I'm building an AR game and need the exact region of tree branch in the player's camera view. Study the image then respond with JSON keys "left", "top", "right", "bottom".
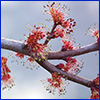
{"left": 1, "top": 37, "right": 99, "bottom": 90}
{"left": 1, "top": 37, "right": 29, "bottom": 55}
{"left": 37, "top": 60, "right": 94, "bottom": 88}
{"left": 47, "top": 42, "right": 99, "bottom": 60}
{"left": 43, "top": 24, "right": 57, "bottom": 45}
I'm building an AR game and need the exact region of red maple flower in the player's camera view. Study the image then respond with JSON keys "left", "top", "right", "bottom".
{"left": 1, "top": 74, "right": 11, "bottom": 81}
{"left": 15, "top": 53, "right": 24, "bottom": 59}
{"left": 65, "top": 57, "right": 77, "bottom": 64}
{"left": 90, "top": 75, "right": 99, "bottom": 99}
{"left": 1, "top": 57, "right": 10, "bottom": 75}
{"left": 26, "top": 25, "right": 46, "bottom": 57}
{"left": 88, "top": 24, "right": 99, "bottom": 42}
{"left": 47, "top": 73, "right": 62, "bottom": 88}
{"left": 56, "top": 63, "right": 64, "bottom": 69}
{"left": 42, "top": 72, "right": 67, "bottom": 95}
{"left": 52, "top": 28, "right": 64, "bottom": 38}
{"left": 1, "top": 57, "right": 14, "bottom": 89}
{"left": 1, "top": 57, "right": 7, "bottom": 66}
{"left": 94, "top": 30, "right": 99, "bottom": 42}
{"left": 61, "top": 40, "right": 73, "bottom": 51}
{"left": 56, "top": 57, "right": 82, "bottom": 75}
{"left": 43, "top": 2, "right": 65, "bottom": 25}
{"left": 61, "top": 18, "right": 76, "bottom": 32}
{"left": 50, "top": 7, "right": 65, "bottom": 25}
{"left": 90, "top": 88, "right": 99, "bottom": 99}
{"left": 43, "top": 2, "right": 76, "bottom": 34}
{"left": 27, "top": 57, "right": 34, "bottom": 62}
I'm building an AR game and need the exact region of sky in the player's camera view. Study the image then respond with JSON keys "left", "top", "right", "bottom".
{"left": 1, "top": 1, "right": 99, "bottom": 99}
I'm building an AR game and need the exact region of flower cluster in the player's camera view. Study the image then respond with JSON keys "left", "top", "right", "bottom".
{"left": 25, "top": 25, "right": 46, "bottom": 59}
{"left": 43, "top": 2, "right": 76, "bottom": 36}
{"left": 52, "top": 28, "right": 64, "bottom": 38}
{"left": 90, "top": 75, "right": 99, "bottom": 99}
{"left": 41, "top": 57, "right": 82, "bottom": 95}
{"left": 15, "top": 53, "right": 24, "bottom": 59}
{"left": 1, "top": 57, "right": 14, "bottom": 90}
{"left": 61, "top": 40, "right": 73, "bottom": 51}
{"left": 88, "top": 24, "right": 99, "bottom": 42}
{"left": 94, "top": 30, "right": 99, "bottom": 42}
{"left": 43, "top": 2, "right": 76, "bottom": 26}
{"left": 56, "top": 57, "right": 82, "bottom": 75}
{"left": 26, "top": 57, "right": 39, "bottom": 70}
{"left": 14, "top": 52, "right": 38, "bottom": 69}
{"left": 41, "top": 72, "right": 67, "bottom": 95}
{"left": 27, "top": 57, "right": 34, "bottom": 62}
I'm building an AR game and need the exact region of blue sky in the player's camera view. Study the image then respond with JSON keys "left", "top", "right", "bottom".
{"left": 1, "top": 1, "right": 99, "bottom": 99}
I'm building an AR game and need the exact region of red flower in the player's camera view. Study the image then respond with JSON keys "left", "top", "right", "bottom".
{"left": 1, "top": 57, "right": 7, "bottom": 66}
{"left": 61, "top": 40, "right": 73, "bottom": 51}
{"left": 43, "top": 2, "right": 68, "bottom": 25}
{"left": 15, "top": 53, "right": 24, "bottom": 59}
{"left": 27, "top": 57, "right": 34, "bottom": 62}
{"left": 65, "top": 57, "right": 72, "bottom": 62}
{"left": 43, "top": 2, "right": 76, "bottom": 34}
{"left": 61, "top": 21, "right": 69, "bottom": 28}
{"left": 42, "top": 72, "right": 67, "bottom": 95}
{"left": 50, "top": 7, "right": 65, "bottom": 24}
{"left": 52, "top": 28, "right": 64, "bottom": 38}
{"left": 1, "top": 57, "right": 14, "bottom": 89}
{"left": 56, "top": 63, "right": 64, "bottom": 69}
{"left": 1, "top": 74, "right": 11, "bottom": 81}
{"left": 65, "top": 62, "right": 71, "bottom": 71}
{"left": 90, "top": 75, "right": 99, "bottom": 99}
{"left": 55, "top": 57, "right": 82, "bottom": 75}
{"left": 93, "top": 76, "right": 99, "bottom": 86}
{"left": 88, "top": 25, "right": 99, "bottom": 42}
{"left": 1, "top": 57, "right": 11, "bottom": 75}
{"left": 94, "top": 30, "right": 99, "bottom": 42}
{"left": 26, "top": 25, "right": 46, "bottom": 56}
{"left": 47, "top": 78, "right": 52, "bottom": 82}
{"left": 47, "top": 72, "right": 63, "bottom": 88}
{"left": 90, "top": 90, "right": 99, "bottom": 99}
{"left": 61, "top": 18, "right": 76, "bottom": 30}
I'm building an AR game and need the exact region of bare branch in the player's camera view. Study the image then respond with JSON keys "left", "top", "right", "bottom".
{"left": 47, "top": 42, "right": 99, "bottom": 60}
{"left": 1, "top": 37, "right": 29, "bottom": 55}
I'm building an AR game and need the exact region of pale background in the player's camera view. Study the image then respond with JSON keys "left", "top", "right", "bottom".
{"left": 1, "top": 1, "right": 99, "bottom": 99}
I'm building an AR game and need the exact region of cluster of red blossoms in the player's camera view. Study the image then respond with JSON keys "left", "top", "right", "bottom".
{"left": 43, "top": 2, "right": 76, "bottom": 40}
{"left": 41, "top": 2, "right": 83, "bottom": 95}
{"left": 56, "top": 57, "right": 82, "bottom": 75}
{"left": 43, "top": 2, "right": 76, "bottom": 28}
{"left": 15, "top": 53, "right": 24, "bottom": 59}
{"left": 90, "top": 75, "right": 99, "bottom": 99}
{"left": 52, "top": 28, "right": 64, "bottom": 38}
{"left": 43, "top": 2, "right": 76, "bottom": 37}
{"left": 93, "top": 30, "right": 99, "bottom": 42}
{"left": 61, "top": 40, "right": 73, "bottom": 51}
{"left": 41, "top": 72, "right": 67, "bottom": 95}
{"left": 27, "top": 57, "right": 34, "bottom": 62}
{"left": 88, "top": 24, "right": 99, "bottom": 42}
{"left": 15, "top": 53, "right": 37, "bottom": 69}
{"left": 42, "top": 57, "right": 82, "bottom": 95}
{"left": 2, "top": 2, "right": 99, "bottom": 99}
{"left": 1, "top": 57, "right": 14, "bottom": 89}
{"left": 43, "top": 2, "right": 76, "bottom": 52}
{"left": 25, "top": 25, "right": 46, "bottom": 58}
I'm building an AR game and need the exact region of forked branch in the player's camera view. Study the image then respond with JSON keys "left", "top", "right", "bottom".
{"left": 1, "top": 37, "right": 99, "bottom": 89}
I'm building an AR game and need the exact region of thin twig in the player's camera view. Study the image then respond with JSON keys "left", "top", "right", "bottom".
{"left": 43, "top": 24, "right": 57, "bottom": 45}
